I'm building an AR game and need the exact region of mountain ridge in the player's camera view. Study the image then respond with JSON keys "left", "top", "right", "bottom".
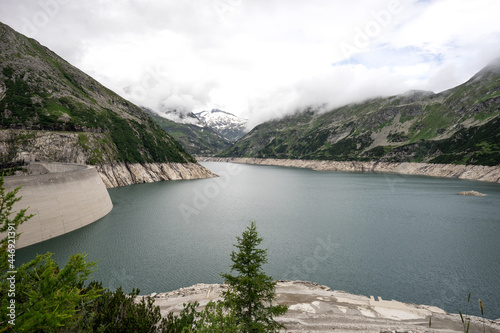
{"left": 0, "top": 21, "right": 193, "bottom": 164}
{"left": 222, "top": 58, "right": 500, "bottom": 166}
{"left": 0, "top": 21, "right": 216, "bottom": 186}
{"left": 142, "top": 107, "right": 231, "bottom": 156}
{"left": 195, "top": 109, "right": 248, "bottom": 142}
{"left": 154, "top": 107, "right": 248, "bottom": 143}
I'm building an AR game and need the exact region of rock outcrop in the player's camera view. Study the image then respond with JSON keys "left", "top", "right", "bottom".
{"left": 457, "top": 190, "right": 487, "bottom": 196}
{"left": 0, "top": 129, "right": 118, "bottom": 165}
{"left": 203, "top": 157, "right": 500, "bottom": 184}
{"left": 97, "top": 162, "right": 218, "bottom": 188}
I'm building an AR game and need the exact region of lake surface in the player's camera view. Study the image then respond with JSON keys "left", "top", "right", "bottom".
{"left": 17, "top": 162, "right": 500, "bottom": 319}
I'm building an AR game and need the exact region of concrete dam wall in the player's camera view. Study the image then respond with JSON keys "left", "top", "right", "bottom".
{"left": 2, "top": 162, "right": 113, "bottom": 248}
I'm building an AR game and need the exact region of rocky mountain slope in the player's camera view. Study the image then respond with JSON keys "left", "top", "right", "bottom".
{"left": 143, "top": 107, "right": 231, "bottom": 156}
{"left": 155, "top": 108, "right": 248, "bottom": 143}
{"left": 195, "top": 109, "right": 248, "bottom": 142}
{"left": 222, "top": 59, "right": 500, "bottom": 166}
{"left": 0, "top": 22, "right": 216, "bottom": 185}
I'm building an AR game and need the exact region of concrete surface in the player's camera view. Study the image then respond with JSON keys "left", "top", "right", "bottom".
{"left": 140, "top": 281, "right": 500, "bottom": 333}
{"left": 1, "top": 162, "right": 113, "bottom": 248}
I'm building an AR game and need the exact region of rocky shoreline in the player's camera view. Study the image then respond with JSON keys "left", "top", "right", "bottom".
{"left": 139, "top": 281, "right": 500, "bottom": 333}
{"left": 97, "top": 162, "right": 218, "bottom": 188}
{"left": 201, "top": 157, "right": 500, "bottom": 184}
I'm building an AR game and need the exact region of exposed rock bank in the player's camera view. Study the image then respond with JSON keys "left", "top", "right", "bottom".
{"left": 97, "top": 162, "right": 218, "bottom": 188}
{"left": 140, "top": 281, "right": 500, "bottom": 333}
{"left": 457, "top": 190, "right": 487, "bottom": 196}
{"left": 202, "top": 157, "right": 500, "bottom": 184}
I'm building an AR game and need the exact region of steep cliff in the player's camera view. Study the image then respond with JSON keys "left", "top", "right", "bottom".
{"left": 0, "top": 22, "right": 215, "bottom": 184}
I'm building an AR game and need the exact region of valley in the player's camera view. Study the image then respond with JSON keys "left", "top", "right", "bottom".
{"left": 1, "top": 17, "right": 499, "bottom": 331}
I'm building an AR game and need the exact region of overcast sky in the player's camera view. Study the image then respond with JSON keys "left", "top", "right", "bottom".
{"left": 1, "top": 0, "right": 500, "bottom": 126}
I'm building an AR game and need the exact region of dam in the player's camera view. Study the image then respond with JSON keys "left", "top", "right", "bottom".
{"left": 2, "top": 162, "right": 113, "bottom": 248}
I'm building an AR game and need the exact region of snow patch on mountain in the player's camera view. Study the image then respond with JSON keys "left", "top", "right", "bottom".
{"left": 151, "top": 106, "right": 248, "bottom": 142}
{"left": 195, "top": 109, "right": 248, "bottom": 142}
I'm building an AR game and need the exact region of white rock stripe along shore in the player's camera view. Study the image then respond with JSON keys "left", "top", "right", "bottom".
{"left": 202, "top": 157, "right": 500, "bottom": 184}
{"left": 97, "top": 162, "right": 218, "bottom": 188}
{"left": 140, "top": 281, "right": 500, "bottom": 333}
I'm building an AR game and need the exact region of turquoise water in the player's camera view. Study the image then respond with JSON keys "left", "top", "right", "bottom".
{"left": 17, "top": 162, "right": 500, "bottom": 319}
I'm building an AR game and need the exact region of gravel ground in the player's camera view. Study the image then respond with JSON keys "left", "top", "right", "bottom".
{"left": 138, "top": 281, "right": 500, "bottom": 333}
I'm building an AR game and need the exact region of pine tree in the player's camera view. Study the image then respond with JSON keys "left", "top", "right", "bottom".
{"left": 221, "top": 222, "right": 288, "bottom": 333}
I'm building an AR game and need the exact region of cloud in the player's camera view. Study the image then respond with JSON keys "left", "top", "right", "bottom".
{"left": 1, "top": 0, "right": 499, "bottom": 127}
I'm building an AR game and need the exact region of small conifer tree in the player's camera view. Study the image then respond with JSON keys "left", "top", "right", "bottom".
{"left": 221, "top": 222, "right": 288, "bottom": 333}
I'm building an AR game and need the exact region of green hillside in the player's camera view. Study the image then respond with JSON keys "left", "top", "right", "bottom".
{"left": 0, "top": 22, "right": 194, "bottom": 165}
{"left": 142, "top": 108, "right": 231, "bottom": 156}
{"left": 222, "top": 60, "right": 500, "bottom": 166}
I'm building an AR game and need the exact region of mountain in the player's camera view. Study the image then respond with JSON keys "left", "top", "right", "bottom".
{"left": 0, "top": 22, "right": 215, "bottom": 186}
{"left": 195, "top": 109, "right": 248, "bottom": 142}
{"left": 154, "top": 108, "right": 248, "bottom": 143}
{"left": 222, "top": 59, "right": 500, "bottom": 166}
{"left": 142, "top": 107, "right": 231, "bottom": 156}
{"left": 155, "top": 107, "right": 202, "bottom": 125}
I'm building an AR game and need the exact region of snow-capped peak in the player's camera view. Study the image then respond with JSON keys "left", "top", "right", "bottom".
{"left": 195, "top": 109, "right": 248, "bottom": 142}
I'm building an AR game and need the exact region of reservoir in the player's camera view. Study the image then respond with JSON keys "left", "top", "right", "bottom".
{"left": 17, "top": 162, "right": 500, "bottom": 319}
